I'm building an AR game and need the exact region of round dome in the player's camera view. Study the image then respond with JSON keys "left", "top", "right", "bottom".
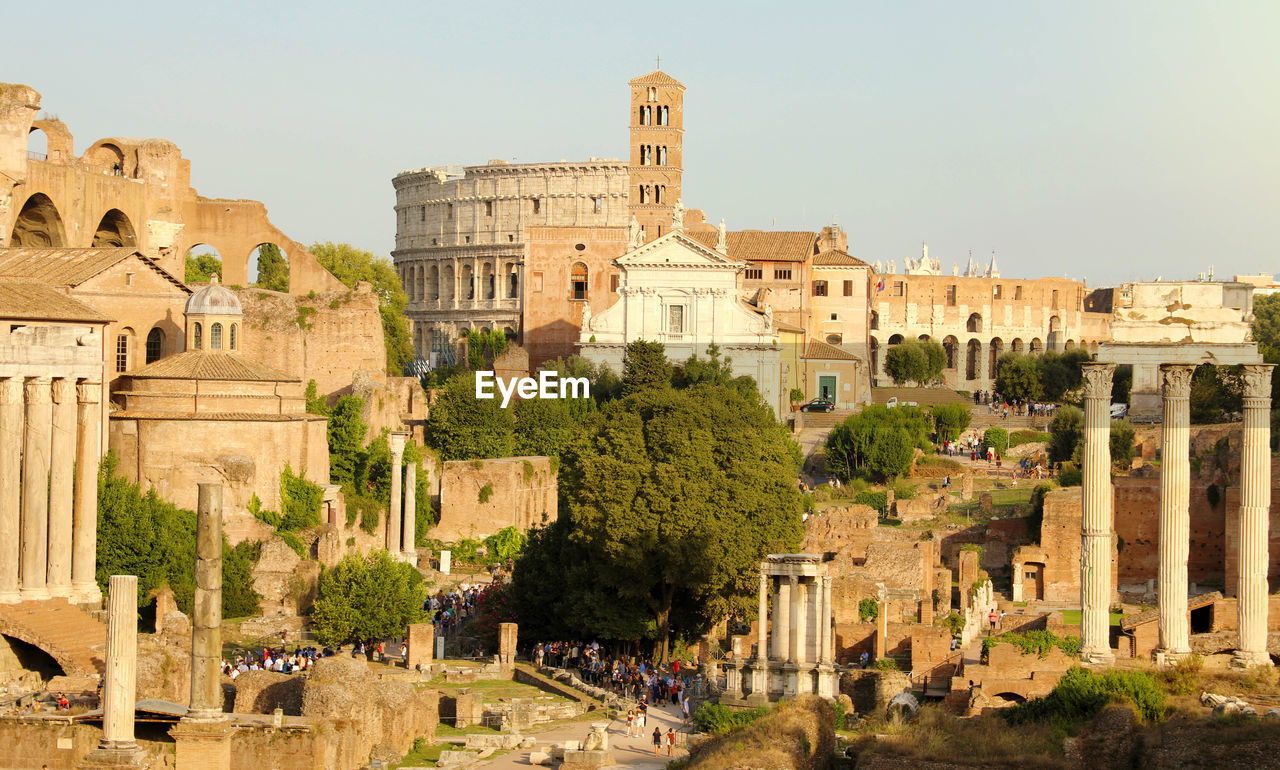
{"left": 185, "top": 275, "right": 242, "bottom": 316}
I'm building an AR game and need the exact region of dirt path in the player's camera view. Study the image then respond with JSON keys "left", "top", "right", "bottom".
{"left": 478, "top": 700, "right": 692, "bottom": 769}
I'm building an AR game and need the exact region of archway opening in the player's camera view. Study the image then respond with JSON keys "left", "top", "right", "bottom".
{"left": 1029, "top": 338, "right": 1044, "bottom": 355}
{"left": 967, "top": 313, "right": 982, "bottom": 334}
{"left": 248, "top": 243, "right": 289, "bottom": 292}
{"left": 9, "top": 193, "right": 66, "bottom": 247}
{"left": 185, "top": 245, "right": 223, "bottom": 283}
{"left": 966, "top": 340, "right": 981, "bottom": 381}
{"left": 85, "top": 142, "right": 126, "bottom": 176}
{"left": 989, "top": 338, "right": 1004, "bottom": 378}
{"left": 92, "top": 209, "right": 138, "bottom": 248}
{"left": 1011, "top": 338, "right": 1024, "bottom": 354}
{"left": 887, "top": 334, "right": 904, "bottom": 346}
{"left": 1, "top": 634, "right": 65, "bottom": 687}
{"left": 27, "top": 127, "right": 48, "bottom": 161}
{"left": 145, "top": 327, "right": 165, "bottom": 364}
{"left": 870, "top": 337, "right": 880, "bottom": 376}
{"left": 943, "top": 336, "right": 959, "bottom": 370}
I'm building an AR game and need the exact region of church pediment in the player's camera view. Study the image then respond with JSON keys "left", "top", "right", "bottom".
{"left": 616, "top": 231, "right": 744, "bottom": 270}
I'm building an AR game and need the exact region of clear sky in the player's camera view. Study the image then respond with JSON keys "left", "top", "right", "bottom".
{"left": 7, "top": 1, "right": 1277, "bottom": 285}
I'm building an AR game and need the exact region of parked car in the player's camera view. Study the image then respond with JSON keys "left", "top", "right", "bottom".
{"left": 800, "top": 398, "right": 836, "bottom": 413}
{"left": 886, "top": 397, "right": 919, "bottom": 409}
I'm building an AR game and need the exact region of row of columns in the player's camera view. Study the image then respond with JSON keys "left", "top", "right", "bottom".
{"left": 387, "top": 432, "right": 418, "bottom": 565}
{"left": 760, "top": 572, "right": 834, "bottom": 665}
{"left": 403, "top": 256, "right": 522, "bottom": 307}
{"left": 1080, "top": 362, "right": 1273, "bottom": 667}
{"left": 0, "top": 376, "right": 101, "bottom": 604}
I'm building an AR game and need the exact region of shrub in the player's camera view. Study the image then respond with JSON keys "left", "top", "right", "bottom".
{"left": 1049, "top": 405, "right": 1084, "bottom": 463}
{"left": 277, "top": 531, "right": 307, "bottom": 558}
{"left": 937, "top": 610, "right": 963, "bottom": 636}
{"left": 981, "top": 630, "right": 1079, "bottom": 661}
{"left": 1059, "top": 463, "right": 1082, "bottom": 487}
{"left": 1009, "top": 429, "right": 1051, "bottom": 447}
{"left": 1000, "top": 666, "right": 1167, "bottom": 727}
{"left": 691, "top": 703, "right": 771, "bottom": 736}
{"left": 280, "top": 466, "right": 323, "bottom": 531}
{"left": 891, "top": 478, "right": 917, "bottom": 500}
{"left": 789, "top": 388, "right": 805, "bottom": 405}
{"left": 982, "top": 427, "right": 1009, "bottom": 455}
{"left": 478, "top": 482, "right": 494, "bottom": 504}
{"left": 483, "top": 526, "right": 526, "bottom": 562}
{"left": 1157, "top": 654, "right": 1203, "bottom": 696}
{"left": 854, "top": 490, "right": 888, "bottom": 515}
{"left": 310, "top": 551, "right": 427, "bottom": 647}
{"left": 874, "top": 657, "right": 899, "bottom": 671}
{"left": 1110, "top": 419, "right": 1136, "bottom": 467}
{"left": 858, "top": 598, "right": 879, "bottom": 623}
{"left": 931, "top": 403, "right": 972, "bottom": 442}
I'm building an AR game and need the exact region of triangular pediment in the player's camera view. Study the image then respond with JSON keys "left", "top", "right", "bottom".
{"left": 616, "top": 230, "right": 744, "bottom": 269}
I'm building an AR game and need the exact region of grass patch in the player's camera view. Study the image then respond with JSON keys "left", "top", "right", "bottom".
{"left": 982, "top": 630, "right": 1080, "bottom": 662}
{"left": 847, "top": 705, "right": 1067, "bottom": 767}
{"left": 1010, "top": 429, "right": 1052, "bottom": 447}
{"left": 1058, "top": 609, "right": 1123, "bottom": 627}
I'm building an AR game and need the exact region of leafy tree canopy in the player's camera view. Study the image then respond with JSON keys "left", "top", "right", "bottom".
{"left": 253, "top": 244, "right": 290, "bottom": 292}
{"left": 621, "top": 340, "right": 673, "bottom": 396}
{"left": 883, "top": 341, "right": 945, "bottom": 386}
{"left": 423, "top": 370, "right": 517, "bottom": 461}
{"left": 826, "top": 404, "right": 932, "bottom": 481}
{"left": 309, "top": 242, "right": 414, "bottom": 375}
{"left": 310, "top": 551, "right": 426, "bottom": 646}
{"left": 931, "top": 403, "right": 972, "bottom": 443}
{"left": 184, "top": 253, "right": 222, "bottom": 283}
{"left": 995, "top": 353, "right": 1044, "bottom": 402}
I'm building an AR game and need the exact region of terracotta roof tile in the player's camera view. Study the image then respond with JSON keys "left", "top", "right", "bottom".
{"left": 0, "top": 248, "right": 191, "bottom": 294}
{"left": 812, "top": 249, "right": 869, "bottom": 267}
{"left": 686, "top": 230, "right": 818, "bottom": 263}
{"left": 0, "top": 279, "right": 112, "bottom": 323}
{"left": 126, "top": 351, "right": 298, "bottom": 382}
{"left": 628, "top": 70, "right": 684, "bottom": 87}
{"left": 803, "top": 340, "right": 859, "bottom": 361}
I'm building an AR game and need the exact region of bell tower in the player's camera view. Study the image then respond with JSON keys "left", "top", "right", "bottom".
{"left": 627, "top": 70, "right": 684, "bottom": 243}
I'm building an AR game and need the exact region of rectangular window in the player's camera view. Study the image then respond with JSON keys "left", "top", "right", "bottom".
{"left": 994, "top": 284, "right": 1003, "bottom": 299}
{"left": 668, "top": 305, "right": 685, "bottom": 334}
{"left": 1052, "top": 289, "right": 1059, "bottom": 308}
{"left": 1015, "top": 285, "right": 1023, "bottom": 300}
{"left": 843, "top": 280, "right": 853, "bottom": 297}
{"left": 533, "top": 272, "right": 544, "bottom": 292}
{"left": 610, "top": 274, "right": 619, "bottom": 293}
{"left": 893, "top": 281, "right": 904, "bottom": 297}
{"left": 447, "top": 203, "right": 453, "bottom": 220}
{"left": 946, "top": 285, "right": 957, "bottom": 306}
{"left": 774, "top": 267, "right": 792, "bottom": 280}
{"left": 532, "top": 198, "right": 541, "bottom": 214}
{"left": 830, "top": 313, "right": 838, "bottom": 320}
{"left": 115, "top": 334, "right": 128, "bottom": 373}
{"left": 745, "top": 264, "right": 763, "bottom": 280}
{"left": 420, "top": 207, "right": 426, "bottom": 222}
{"left": 592, "top": 197, "right": 602, "bottom": 214}
{"left": 813, "top": 280, "right": 828, "bottom": 297}
{"left": 485, "top": 201, "right": 493, "bottom": 217}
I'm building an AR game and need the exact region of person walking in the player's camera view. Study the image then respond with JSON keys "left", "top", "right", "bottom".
{"left": 667, "top": 728, "right": 677, "bottom": 757}
{"left": 653, "top": 727, "right": 662, "bottom": 755}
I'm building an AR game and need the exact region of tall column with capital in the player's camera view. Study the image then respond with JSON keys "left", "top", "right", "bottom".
{"left": 1157, "top": 364, "right": 1195, "bottom": 660}
{"left": 47, "top": 378, "right": 76, "bottom": 597}
{"left": 1234, "top": 364, "right": 1274, "bottom": 667}
{"left": 752, "top": 570, "right": 769, "bottom": 695}
{"left": 402, "top": 459, "right": 417, "bottom": 564}
{"left": 21, "top": 377, "right": 52, "bottom": 599}
{"left": 0, "top": 377, "right": 22, "bottom": 602}
{"left": 1080, "top": 363, "right": 1116, "bottom": 664}
{"left": 776, "top": 575, "right": 791, "bottom": 663}
{"left": 787, "top": 575, "right": 800, "bottom": 664}
{"left": 388, "top": 432, "right": 406, "bottom": 558}
{"left": 73, "top": 381, "right": 103, "bottom": 603}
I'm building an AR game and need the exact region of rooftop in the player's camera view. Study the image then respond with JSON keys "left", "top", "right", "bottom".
{"left": 0, "top": 279, "right": 112, "bottom": 323}
{"left": 125, "top": 351, "right": 297, "bottom": 382}
{"left": 0, "top": 248, "right": 190, "bottom": 293}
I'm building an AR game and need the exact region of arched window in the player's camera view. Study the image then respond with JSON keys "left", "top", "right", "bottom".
{"left": 193, "top": 322, "right": 203, "bottom": 350}
{"left": 571, "top": 263, "right": 588, "bottom": 301}
{"left": 145, "top": 328, "right": 164, "bottom": 364}
{"left": 230, "top": 324, "right": 238, "bottom": 351}
{"left": 659, "top": 146, "right": 667, "bottom": 165}
{"left": 211, "top": 322, "right": 223, "bottom": 350}
{"left": 654, "top": 186, "right": 662, "bottom": 204}
{"left": 661, "top": 106, "right": 669, "bottom": 124}
{"left": 639, "top": 186, "right": 649, "bottom": 204}
{"left": 870, "top": 310, "right": 879, "bottom": 330}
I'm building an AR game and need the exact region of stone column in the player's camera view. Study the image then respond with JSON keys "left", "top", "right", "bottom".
{"left": 402, "top": 460, "right": 417, "bottom": 562}
{"left": 812, "top": 576, "right": 824, "bottom": 664}
{"left": 84, "top": 575, "right": 145, "bottom": 767}
{"left": 20, "top": 377, "right": 52, "bottom": 600}
{"left": 1157, "top": 364, "right": 1195, "bottom": 661}
{"left": 1233, "top": 364, "right": 1274, "bottom": 668}
{"left": 1080, "top": 363, "right": 1116, "bottom": 664}
{"left": 756, "top": 570, "right": 768, "bottom": 663}
{"left": 820, "top": 575, "right": 833, "bottom": 664}
{"left": 776, "top": 575, "right": 792, "bottom": 663}
{"left": 388, "top": 432, "right": 406, "bottom": 558}
{"left": 188, "top": 483, "right": 224, "bottom": 720}
{"left": 795, "top": 578, "right": 809, "bottom": 664}
{"left": 47, "top": 378, "right": 76, "bottom": 598}
{"left": 73, "top": 381, "right": 103, "bottom": 603}
{"left": 770, "top": 576, "right": 782, "bottom": 659}
{"left": 787, "top": 575, "right": 800, "bottom": 664}
{"left": 0, "top": 377, "right": 22, "bottom": 602}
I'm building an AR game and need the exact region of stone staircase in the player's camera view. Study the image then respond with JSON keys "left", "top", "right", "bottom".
{"left": 0, "top": 597, "right": 107, "bottom": 679}
{"left": 796, "top": 409, "right": 854, "bottom": 430}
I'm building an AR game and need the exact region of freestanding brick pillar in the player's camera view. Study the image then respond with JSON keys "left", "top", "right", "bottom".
{"left": 499, "top": 622, "right": 518, "bottom": 670}
{"left": 407, "top": 622, "right": 434, "bottom": 669}
{"left": 402, "top": 460, "right": 417, "bottom": 564}
{"left": 1156, "top": 364, "right": 1195, "bottom": 662}
{"left": 81, "top": 575, "right": 146, "bottom": 768}
{"left": 171, "top": 483, "right": 234, "bottom": 770}
{"left": 388, "top": 432, "right": 406, "bottom": 559}
{"left": 1080, "top": 363, "right": 1116, "bottom": 664}
{"left": 1233, "top": 364, "right": 1274, "bottom": 668}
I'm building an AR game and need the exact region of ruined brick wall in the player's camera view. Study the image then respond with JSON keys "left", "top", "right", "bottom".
{"left": 432, "top": 456, "right": 557, "bottom": 542}
{"left": 1222, "top": 456, "right": 1280, "bottom": 595}
{"left": 1115, "top": 476, "right": 1227, "bottom": 588}
{"left": 0, "top": 718, "right": 164, "bottom": 770}
{"left": 801, "top": 504, "right": 878, "bottom": 560}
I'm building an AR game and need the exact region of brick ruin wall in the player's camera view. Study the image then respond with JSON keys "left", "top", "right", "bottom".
{"left": 432, "top": 456, "right": 558, "bottom": 542}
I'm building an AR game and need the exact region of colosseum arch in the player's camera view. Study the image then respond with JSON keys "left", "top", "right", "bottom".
{"left": 1011, "top": 338, "right": 1024, "bottom": 354}
{"left": 184, "top": 244, "right": 223, "bottom": 283}
{"left": 967, "top": 313, "right": 982, "bottom": 334}
{"left": 9, "top": 193, "right": 67, "bottom": 247}
{"left": 481, "top": 261, "right": 496, "bottom": 300}
{"left": 461, "top": 264, "right": 475, "bottom": 300}
{"left": 1047, "top": 315, "right": 1062, "bottom": 350}
{"left": 989, "top": 337, "right": 1004, "bottom": 376}
{"left": 427, "top": 264, "right": 440, "bottom": 301}
{"left": 92, "top": 208, "right": 138, "bottom": 248}
{"left": 917, "top": 334, "right": 931, "bottom": 342}
{"left": 966, "top": 339, "right": 982, "bottom": 380}
{"left": 507, "top": 264, "right": 519, "bottom": 299}
{"left": 1029, "top": 337, "right": 1044, "bottom": 355}
{"left": 887, "top": 334, "right": 904, "bottom": 346}
{"left": 248, "top": 243, "right": 290, "bottom": 292}
{"left": 942, "top": 336, "right": 959, "bottom": 370}
{"left": 441, "top": 264, "right": 455, "bottom": 302}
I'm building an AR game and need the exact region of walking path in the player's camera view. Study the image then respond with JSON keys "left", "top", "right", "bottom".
{"left": 479, "top": 700, "right": 691, "bottom": 769}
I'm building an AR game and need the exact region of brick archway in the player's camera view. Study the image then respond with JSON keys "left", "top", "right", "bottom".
{"left": 0, "top": 600, "right": 106, "bottom": 678}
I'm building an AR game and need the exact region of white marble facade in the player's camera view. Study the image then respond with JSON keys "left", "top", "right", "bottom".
{"left": 578, "top": 231, "right": 783, "bottom": 414}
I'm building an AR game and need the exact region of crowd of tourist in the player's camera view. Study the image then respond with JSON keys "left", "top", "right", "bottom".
{"left": 531, "top": 640, "right": 703, "bottom": 710}
{"left": 429, "top": 583, "right": 487, "bottom": 636}
{"left": 221, "top": 644, "right": 333, "bottom": 679}
{"left": 973, "top": 390, "right": 1060, "bottom": 419}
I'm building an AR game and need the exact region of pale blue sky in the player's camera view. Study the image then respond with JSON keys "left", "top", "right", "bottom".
{"left": 7, "top": 1, "right": 1277, "bottom": 285}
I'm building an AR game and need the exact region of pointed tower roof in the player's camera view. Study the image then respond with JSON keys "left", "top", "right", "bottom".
{"left": 629, "top": 70, "right": 685, "bottom": 88}
{"left": 987, "top": 251, "right": 1001, "bottom": 278}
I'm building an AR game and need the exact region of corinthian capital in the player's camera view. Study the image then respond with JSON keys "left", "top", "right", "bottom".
{"left": 1159, "top": 364, "right": 1195, "bottom": 399}
{"left": 1080, "top": 363, "right": 1115, "bottom": 399}
{"left": 1241, "top": 363, "right": 1274, "bottom": 400}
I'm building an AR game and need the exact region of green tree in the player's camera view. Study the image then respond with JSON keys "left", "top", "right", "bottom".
{"left": 513, "top": 395, "right": 591, "bottom": 461}
{"left": 327, "top": 394, "right": 368, "bottom": 487}
{"left": 825, "top": 405, "right": 933, "bottom": 481}
{"left": 1109, "top": 419, "right": 1136, "bottom": 467}
{"left": 1049, "top": 405, "right": 1084, "bottom": 463}
{"left": 310, "top": 551, "right": 426, "bottom": 647}
{"left": 1253, "top": 293, "right": 1280, "bottom": 352}
{"left": 883, "top": 342, "right": 925, "bottom": 385}
{"left": 184, "top": 253, "right": 222, "bottom": 283}
{"left": 983, "top": 427, "right": 1009, "bottom": 455}
{"left": 514, "top": 382, "right": 803, "bottom": 661}
{"left": 253, "top": 244, "right": 290, "bottom": 292}
{"left": 995, "top": 353, "right": 1044, "bottom": 402}
{"left": 423, "top": 370, "right": 517, "bottom": 460}
{"left": 931, "top": 403, "right": 972, "bottom": 442}
{"left": 309, "top": 242, "right": 414, "bottom": 375}
{"left": 621, "top": 340, "right": 672, "bottom": 395}
{"left": 869, "top": 425, "right": 915, "bottom": 479}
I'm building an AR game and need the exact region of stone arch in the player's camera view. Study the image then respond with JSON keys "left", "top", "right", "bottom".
{"left": 441, "top": 263, "right": 455, "bottom": 302}
{"left": 9, "top": 193, "right": 67, "bottom": 247}
{"left": 481, "top": 261, "right": 496, "bottom": 300}
{"left": 1011, "top": 338, "right": 1024, "bottom": 354}
{"left": 92, "top": 208, "right": 138, "bottom": 248}
{"left": 84, "top": 141, "right": 128, "bottom": 176}
{"left": 249, "top": 243, "right": 289, "bottom": 292}
{"left": 0, "top": 630, "right": 71, "bottom": 681}
{"left": 967, "top": 313, "right": 982, "bottom": 334}
{"left": 1065, "top": 339, "right": 1076, "bottom": 350}
{"left": 888, "top": 334, "right": 904, "bottom": 346}
{"left": 461, "top": 263, "right": 475, "bottom": 300}
{"left": 993, "top": 692, "right": 1028, "bottom": 704}
{"left": 145, "top": 327, "right": 165, "bottom": 364}
{"left": 918, "top": 334, "right": 931, "bottom": 342}
{"left": 966, "top": 339, "right": 982, "bottom": 380}
{"left": 942, "top": 336, "right": 959, "bottom": 370}
{"left": 185, "top": 244, "right": 223, "bottom": 283}
{"left": 1047, "top": 316, "right": 1062, "bottom": 350}
{"left": 989, "top": 337, "right": 1004, "bottom": 377}
{"left": 507, "top": 263, "right": 519, "bottom": 299}
{"left": 428, "top": 264, "right": 440, "bottom": 301}
{"left": 1029, "top": 337, "right": 1044, "bottom": 355}
{"left": 503, "top": 326, "right": 517, "bottom": 340}
{"left": 26, "top": 126, "right": 48, "bottom": 160}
